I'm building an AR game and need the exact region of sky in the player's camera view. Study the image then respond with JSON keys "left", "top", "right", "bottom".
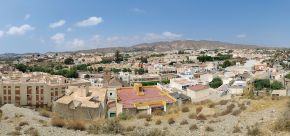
{"left": 0, "top": 0, "right": 290, "bottom": 53}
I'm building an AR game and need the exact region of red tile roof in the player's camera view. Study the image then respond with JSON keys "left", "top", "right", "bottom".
{"left": 117, "top": 87, "right": 175, "bottom": 108}
{"left": 188, "top": 84, "right": 208, "bottom": 91}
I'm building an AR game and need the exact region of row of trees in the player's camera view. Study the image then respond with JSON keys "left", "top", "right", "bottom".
{"left": 254, "top": 79, "right": 284, "bottom": 90}
{"left": 15, "top": 64, "right": 79, "bottom": 78}
{"left": 197, "top": 54, "right": 232, "bottom": 62}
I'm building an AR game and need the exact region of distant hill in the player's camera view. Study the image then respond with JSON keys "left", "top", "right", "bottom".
{"left": 0, "top": 40, "right": 263, "bottom": 58}
{"left": 75, "top": 40, "right": 261, "bottom": 53}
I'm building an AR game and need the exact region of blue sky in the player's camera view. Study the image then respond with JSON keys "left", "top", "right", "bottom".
{"left": 0, "top": 0, "right": 290, "bottom": 53}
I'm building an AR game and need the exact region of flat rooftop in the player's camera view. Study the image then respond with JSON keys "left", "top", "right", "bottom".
{"left": 117, "top": 86, "right": 175, "bottom": 108}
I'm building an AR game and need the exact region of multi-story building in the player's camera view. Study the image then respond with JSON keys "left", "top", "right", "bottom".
{"left": 0, "top": 72, "right": 89, "bottom": 107}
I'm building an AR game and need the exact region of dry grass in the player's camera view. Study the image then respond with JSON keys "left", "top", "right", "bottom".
{"left": 180, "top": 119, "right": 188, "bottom": 125}
{"left": 232, "top": 125, "right": 241, "bottom": 133}
{"left": 196, "top": 106, "right": 203, "bottom": 114}
{"left": 181, "top": 106, "right": 190, "bottom": 113}
{"left": 155, "top": 119, "right": 162, "bottom": 125}
{"left": 144, "top": 122, "right": 150, "bottom": 127}
{"left": 7, "top": 131, "right": 21, "bottom": 136}
{"left": 0, "top": 109, "right": 2, "bottom": 119}
{"left": 51, "top": 117, "right": 66, "bottom": 128}
{"left": 205, "top": 126, "right": 214, "bottom": 132}
{"left": 24, "top": 127, "right": 39, "bottom": 136}
{"left": 168, "top": 117, "right": 175, "bottom": 125}
{"left": 247, "top": 126, "right": 261, "bottom": 136}
{"left": 19, "top": 121, "right": 29, "bottom": 127}
{"left": 188, "top": 113, "right": 196, "bottom": 119}
{"left": 196, "top": 114, "right": 207, "bottom": 120}
{"left": 189, "top": 124, "right": 198, "bottom": 131}
{"left": 66, "top": 120, "right": 86, "bottom": 131}
{"left": 145, "top": 115, "right": 152, "bottom": 122}
{"left": 219, "top": 100, "right": 229, "bottom": 105}
{"left": 87, "top": 122, "right": 102, "bottom": 134}
{"left": 39, "top": 109, "right": 53, "bottom": 118}
{"left": 232, "top": 109, "right": 242, "bottom": 116}
{"left": 219, "top": 103, "right": 235, "bottom": 116}
{"left": 137, "top": 113, "right": 151, "bottom": 119}
{"left": 152, "top": 110, "right": 164, "bottom": 116}
{"left": 126, "top": 126, "right": 135, "bottom": 132}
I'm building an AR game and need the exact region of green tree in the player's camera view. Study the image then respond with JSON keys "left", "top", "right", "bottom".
{"left": 254, "top": 79, "right": 270, "bottom": 90}
{"left": 15, "top": 64, "right": 28, "bottom": 72}
{"left": 140, "top": 56, "right": 148, "bottom": 63}
{"left": 221, "top": 60, "right": 235, "bottom": 68}
{"left": 64, "top": 58, "right": 74, "bottom": 65}
{"left": 271, "top": 80, "right": 283, "bottom": 90}
{"left": 115, "top": 50, "right": 123, "bottom": 63}
{"left": 209, "top": 77, "right": 223, "bottom": 88}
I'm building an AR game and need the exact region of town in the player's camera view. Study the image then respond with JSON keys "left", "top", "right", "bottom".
{"left": 0, "top": 46, "right": 289, "bottom": 136}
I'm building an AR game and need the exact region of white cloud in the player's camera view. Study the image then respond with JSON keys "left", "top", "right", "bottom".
{"left": 71, "top": 39, "right": 85, "bottom": 49}
{"left": 0, "top": 30, "right": 4, "bottom": 38}
{"left": 49, "top": 20, "right": 66, "bottom": 28}
{"left": 7, "top": 24, "right": 34, "bottom": 35}
{"left": 24, "top": 14, "right": 31, "bottom": 20}
{"left": 236, "top": 34, "right": 247, "bottom": 38}
{"left": 76, "top": 16, "right": 103, "bottom": 27}
{"left": 50, "top": 33, "right": 65, "bottom": 43}
{"left": 131, "top": 8, "right": 145, "bottom": 13}
{"left": 162, "top": 32, "right": 182, "bottom": 38}
{"left": 67, "top": 27, "right": 72, "bottom": 32}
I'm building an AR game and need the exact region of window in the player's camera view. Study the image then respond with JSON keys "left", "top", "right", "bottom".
{"left": 15, "top": 96, "right": 20, "bottom": 101}
{"left": 3, "top": 90, "right": 6, "bottom": 94}
{"left": 27, "top": 90, "right": 32, "bottom": 94}
{"left": 8, "top": 90, "right": 11, "bottom": 95}
{"left": 15, "top": 90, "right": 20, "bottom": 95}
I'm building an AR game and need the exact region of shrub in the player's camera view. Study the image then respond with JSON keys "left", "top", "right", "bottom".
{"left": 273, "top": 118, "right": 290, "bottom": 132}
{"left": 15, "top": 126, "right": 22, "bottom": 131}
{"left": 66, "top": 120, "right": 86, "bottom": 131}
{"left": 51, "top": 117, "right": 66, "bottom": 128}
{"left": 188, "top": 113, "right": 196, "bottom": 119}
{"left": 39, "top": 109, "right": 52, "bottom": 118}
{"left": 168, "top": 118, "right": 175, "bottom": 125}
{"left": 155, "top": 119, "right": 162, "bottom": 125}
{"left": 126, "top": 126, "right": 135, "bottom": 132}
{"left": 145, "top": 115, "right": 152, "bottom": 122}
{"left": 232, "top": 109, "right": 242, "bottom": 116}
{"left": 87, "top": 123, "right": 102, "bottom": 134}
{"left": 7, "top": 131, "right": 21, "bottom": 136}
{"left": 196, "top": 114, "right": 207, "bottom": 120}
{"left": 0, "top": 109, "right": 2, "bottom": 119}
{"left": 19, "top": 121, "right": 29, "bottom": 127}
{"left": 152, "top": 110, "right": 164, "bottom": 116}
{"left": 205, "top": 126, "right": 214, "bottom": 132}
{"left": 220, "top": 103, "right": 235, "bottom": 116}
{"left": 180, "top": 120, "right": 188, "bottom": 125}
{"left": 196, "top": 107, "right": 203, "bottom": 114}
{"left": 181, "top": 106, "right": 190, "bottom": 112}
{"left": 189, "top": 124, "right": 198, "bottom": 131}
{"left": 247, "top": 126, "right": 261, "bottom": 136}
{"left": 147, "top": 128, "right": 166, "bottom": 136}
{"left": 239, "top": 103, "right": 247, "bottom": 111}
{"left": 102, "top": 119, "right": 123, "bottom": 134}
{"left": 118, "top": 112, "right": 131, "bottom": 120}
{"left": 219, "top": 100, "right": 228, "bottom": 105}
{"left": 209, "top": 77, "right": 223, "bottom": 88}
{"left": 24, "top": 127, "right": 39, "bottom": 136}
{"left": 144, "top": 122, "right": 150, "bottom": 127}
{"left": 232, "top": 125, "right": 241, "bottom": 133}
{"left": 137, "top": 113, "right": 151, "bottom": 119}
{"left": 208, "top": 103, "right": 216, "bottom": 108}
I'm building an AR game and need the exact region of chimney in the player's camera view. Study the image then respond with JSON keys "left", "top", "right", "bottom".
{"left": 80, "top": 85, "right": 89, "bottom": 97}
{"left": 134, "top": 83, "right": 144, "bottom": 96}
